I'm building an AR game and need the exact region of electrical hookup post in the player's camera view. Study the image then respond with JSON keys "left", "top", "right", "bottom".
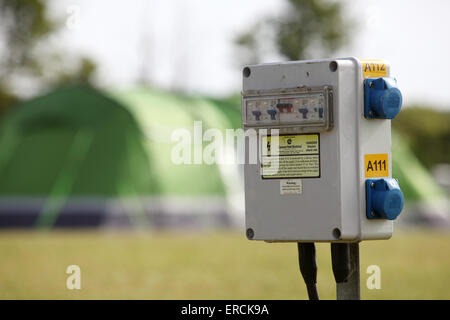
{"left": 241, "top": 58, "right": 405, "bottom": 300}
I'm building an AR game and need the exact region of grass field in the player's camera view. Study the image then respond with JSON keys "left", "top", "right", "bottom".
{"left": 0, "top": 229, "right": 449, "bottom": 299}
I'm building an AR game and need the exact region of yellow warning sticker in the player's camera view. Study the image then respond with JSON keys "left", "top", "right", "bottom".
{"left": 261, "top": 134, "right": 320, "bottom": 179}
{"left": 365, "top": 153, "right": 389, "bottom": 178}
{"left": 361, "top": 59, "right": 388, "bottom": 78}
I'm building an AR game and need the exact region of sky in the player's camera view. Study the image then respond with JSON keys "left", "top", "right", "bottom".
{"left": 53, "top": 0, "right": 450, "bottom": 110}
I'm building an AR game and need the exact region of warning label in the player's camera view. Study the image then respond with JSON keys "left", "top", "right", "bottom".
{"left": 280, "top": 179, "right": 302, "bottom": 195}
{"left": 261, "top": 134, "right": 320, "bottom": 179}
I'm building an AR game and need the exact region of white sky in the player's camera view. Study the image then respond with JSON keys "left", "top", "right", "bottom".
{"left": 53, "top": 0, "right": 450, "bottom": 109}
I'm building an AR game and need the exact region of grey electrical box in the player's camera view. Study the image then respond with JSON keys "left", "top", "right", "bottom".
{"left": 242, "top": 57, "right": 404, "bottom": 242}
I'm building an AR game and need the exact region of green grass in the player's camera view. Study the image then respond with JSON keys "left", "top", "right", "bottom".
{"left": 0, "top": 229, "right": 449, "bottom": 299}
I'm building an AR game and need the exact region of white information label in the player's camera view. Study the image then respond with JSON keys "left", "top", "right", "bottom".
{"left": 280, "top": 179, "right": 303, "bottom": 195}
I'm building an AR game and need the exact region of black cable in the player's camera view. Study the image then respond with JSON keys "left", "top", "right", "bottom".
{"left": 297, "top": 242, "right": 319, "bottom": 300}
{"left": 330, "top": 243, "right": 351, "bottom": 283}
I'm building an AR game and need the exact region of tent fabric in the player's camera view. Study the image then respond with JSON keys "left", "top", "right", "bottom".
{"left": 111, "top": 88, "right": 245, "bottom": 225}
{"left": 391, "top": 132, "right": 448, "bottom": 224}
{"left": 392, "top": 132, "right": 446, "bottom": 201}
{"left": 0, "top": 86, "right": 155, "bottom": 228}
{"left": 0, "top": 86, "right": 242, "bottom": 228}
{"left": 0, "top": 86, "right": 153, "bottom": 198}
{"left": 111, "top": 88, "right": 242, "bottom": 196}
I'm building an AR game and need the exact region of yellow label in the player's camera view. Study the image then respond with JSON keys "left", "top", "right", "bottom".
{"left": 365, "top": 153, "right": 389, "bottom": 178}
{"left": 261, "top": 134, "right": 320, "bottom": 179}
{"left": 361, "top": 59, "right": 388, "bottom": 78}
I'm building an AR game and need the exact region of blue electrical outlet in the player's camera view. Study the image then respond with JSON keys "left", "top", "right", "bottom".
{"left": 364, "top": 77, "right": 402, "bottom": 119}
{"left": 366, "top": 178, "right": 404, "bottom": 220}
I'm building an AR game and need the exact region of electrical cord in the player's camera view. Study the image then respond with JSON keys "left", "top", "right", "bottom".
{"left": 330, "top": 243, "right": 352, "bottom": 284}
{"left": 297, "top": 242, "right": 319, "bottom": 300}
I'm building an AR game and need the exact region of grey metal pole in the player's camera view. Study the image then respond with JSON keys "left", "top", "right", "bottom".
{"left": 336, "top": 243, "right": 360, "bottom": 300}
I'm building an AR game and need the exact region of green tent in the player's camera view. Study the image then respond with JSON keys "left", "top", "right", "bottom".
{"left": 0, "top": 86, "right": 243, "bottom": 228}
{"left": 112, "top": 87, "right": 240, "bottom": 197}
{"left": 111, "top": 87, "right": 244, "bottom": 227}
{"left": 0, "top": 86, "right": 153, "bottom": 196}
{"left": 0, "top": 86, "right": 156, "bottom": 228}
{"left": 392, "top": 132, "right": 448, "bottom": 224}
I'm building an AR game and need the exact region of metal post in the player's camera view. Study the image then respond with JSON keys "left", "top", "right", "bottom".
{"left": 336, "top": 243, "right": 360, "bottom": 300}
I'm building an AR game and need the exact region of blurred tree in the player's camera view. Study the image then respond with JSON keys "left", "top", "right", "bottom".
{"left": 0, "top": 0, "right": 97, "bottom": 117}
{"left": 235, "top": 0, "right": 350, "bottom": 64}
{"left": 393, "top": 107, "right": 450, "bottom": 169}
